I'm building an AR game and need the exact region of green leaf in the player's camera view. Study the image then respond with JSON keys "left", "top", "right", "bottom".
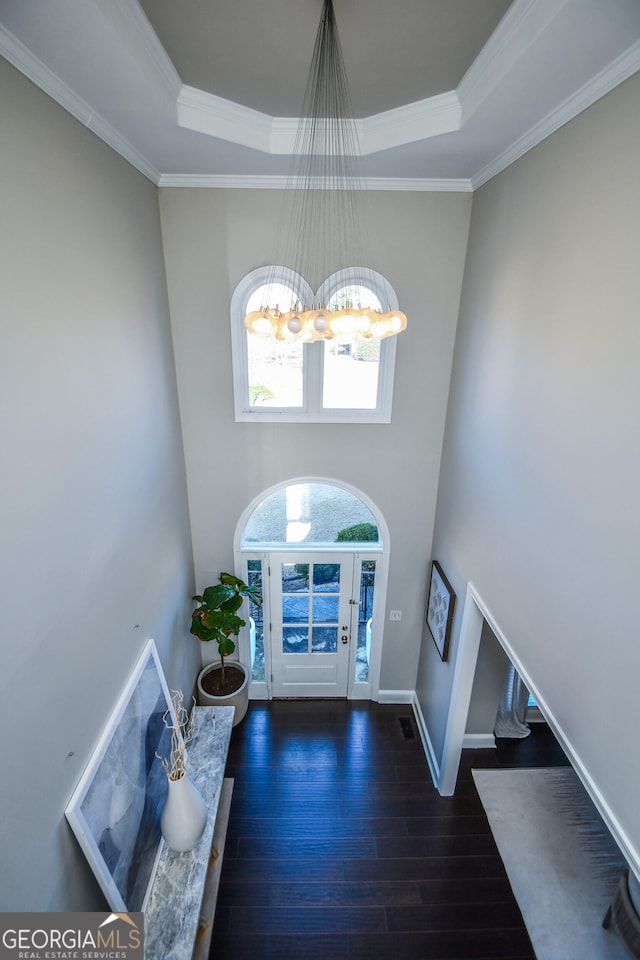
{"left": 220, "top": 572, "right": 243, "bottom": 588}
{"left": 219, "top": 594, "right": 243, "bottom": 615}
{"left": 243, "top": 584, "right": 263, "bottom": 605}
{"left": 190, "top": 614, "right": 219, "bottom": 642}
{"left": 202, "top": 583, "right": 235, "bottom": 607}
{"left": 219, "top": 636, "right": 236, "bottom": 657}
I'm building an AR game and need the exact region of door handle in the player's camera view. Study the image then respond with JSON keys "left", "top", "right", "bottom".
{"left": 341, "top": 635, "right": 349, "bottom": 644}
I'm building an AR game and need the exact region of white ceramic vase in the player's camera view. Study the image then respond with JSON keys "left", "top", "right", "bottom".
{"left": 160, "top": 773, "right": 207, "bottom": 852}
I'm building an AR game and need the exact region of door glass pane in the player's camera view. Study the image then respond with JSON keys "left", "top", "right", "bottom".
{"left": 248, "top": 559, "right": 265, "bottom": 683}
{"left": 283, "top": 627, "right": 308, "bottom": 654}
{"left": 283, "top": 563, "right": 309, "bottom": 591}
{"left": 313, "top": 563, "right": 340, "bottom": 591}
{"left": 312, "top": 595, "right": 339, "bottom": 623}
{"left": 312, "top": 626, "right": 338, "bottom": 653}
{"left": 283, "top": 594, "right": 309, "bottom": 623}
{"left": 246, "top": 284, "right": 303, "bottom": 408}
{"left": 356, "top": 560, "right": 376, "bottom": 682}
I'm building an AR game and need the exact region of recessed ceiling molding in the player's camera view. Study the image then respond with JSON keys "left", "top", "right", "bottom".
{"left": 361, "top": 91, "right": 461, "bottom": 155}
{"left": 179, "top": 84, "right": 461, "bottom": 156}
{"left": 178, "top": 84, "right": 274, "bottom": 151}
{"left": 269, "top": 117, "right": 368, "bottom": 155}
{"left": 457, "top": 0, "right": 571, "bottom": 122}
{"left": 157, "top": 173, "right": 473, "bottom": 192}
{"left": 471, "top": 35, "right": 640, "bottom": 189}
{"left": 269, "top": 117, "right": 303, "bottom": 155}
{"left": 3, "top": 0, "right": 639, "bottom": 188}
{"left": 0, "top": 22, "right": 160, "bottom": 183}
{"left": 110, "top": 0, "right": 182, "bottom": 102}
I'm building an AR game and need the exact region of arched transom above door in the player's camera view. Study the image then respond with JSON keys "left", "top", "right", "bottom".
{"left": 240, "top": 480, "right": 382, "bottom": 548}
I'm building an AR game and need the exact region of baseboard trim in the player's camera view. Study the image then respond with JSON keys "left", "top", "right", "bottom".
{"left": 411, "top": 694, "right": 440, "bottom": 787}
{"left": 376, "top": 689, "right": 414, "bottom": 704}
{"left": 463, "top": 733, "right": 496, "bottom": 749}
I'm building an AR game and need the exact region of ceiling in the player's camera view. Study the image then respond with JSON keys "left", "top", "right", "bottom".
{"left": 137, "top": 0, "right": 512, "bottom": 118}
{"left": 1, "top": 0, "right": 639, "bottom": 190}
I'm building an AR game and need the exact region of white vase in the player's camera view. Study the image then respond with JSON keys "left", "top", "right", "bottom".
{"left": 160, "top": 773, "right": 207, "bottom": 852}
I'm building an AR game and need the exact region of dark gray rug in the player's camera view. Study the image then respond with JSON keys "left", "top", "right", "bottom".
{"left": 473, "top": 766, "right": 629, "bottom": 960}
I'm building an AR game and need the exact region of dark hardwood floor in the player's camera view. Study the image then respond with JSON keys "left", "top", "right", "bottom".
{"left": 209, "top": 700, "right": 568, "bottom": 960}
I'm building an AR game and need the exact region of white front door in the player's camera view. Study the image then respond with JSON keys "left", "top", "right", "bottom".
{"left": 269, "top": 553, "right": 356, "bottom": 697}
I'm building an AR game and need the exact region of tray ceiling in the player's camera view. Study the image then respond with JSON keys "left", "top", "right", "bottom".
{"left": 1, "top": 0, "right": 639, "bottom": 189}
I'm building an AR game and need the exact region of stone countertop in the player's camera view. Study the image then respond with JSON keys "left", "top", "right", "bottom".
{"left": 144, "top": 705, "right": 233, "bottom": 960}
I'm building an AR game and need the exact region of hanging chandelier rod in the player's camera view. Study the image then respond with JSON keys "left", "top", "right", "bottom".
{"left": 245, "top": 0, "right": 407, "bottom": 343}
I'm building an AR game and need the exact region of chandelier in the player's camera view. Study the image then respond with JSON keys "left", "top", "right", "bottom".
{"left": 245, "top": 0, "right": 407, "bottom": 343}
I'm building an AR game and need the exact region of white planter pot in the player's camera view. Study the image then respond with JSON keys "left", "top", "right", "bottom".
{"left": 196, "top": 660, "right": 249, "bottom": 726}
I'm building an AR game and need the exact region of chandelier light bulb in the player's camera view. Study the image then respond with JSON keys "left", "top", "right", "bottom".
{"left": 246, "top": 310, "right": 275, "bottom": 336}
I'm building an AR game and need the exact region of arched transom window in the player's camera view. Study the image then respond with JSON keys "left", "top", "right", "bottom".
{"left": 241, "top": 480, "right": 381, "bottom": 548}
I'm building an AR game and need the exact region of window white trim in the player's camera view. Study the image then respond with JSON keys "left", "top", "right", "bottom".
{"left": 230, "top": 265, "right": 400, "bottom": 423}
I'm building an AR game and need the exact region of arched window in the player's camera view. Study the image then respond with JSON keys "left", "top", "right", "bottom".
{"left": 230, "top": 266, "right": 400, "bottom": 423}
{"left": 240, "top": 480, "right": 381, "bottom": 547}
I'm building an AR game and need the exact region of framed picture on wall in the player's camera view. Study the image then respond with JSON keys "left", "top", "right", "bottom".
{"left": 65, "top": 639, "right": 176, "bottom": 911}
{"left": 426, "top": 561, "right": 455, "bottom": 661}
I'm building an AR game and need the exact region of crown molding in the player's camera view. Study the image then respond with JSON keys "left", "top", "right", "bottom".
{"left": 0, "top": 22, "right": 160, "bottom": 183}
{"left": 458, "top": 0, "right": 571, "bottom": 122}
{"left": 360, "top": 177, "right": 472, "bottom": 193}
{"left": 157, "top": 173, "right": 472, "bottom": 192}
{"left": 0, "top": 23, "right": 94, "bottom": 126}
{"left": 471, "top": 36, "right": 640, "bottom": 189}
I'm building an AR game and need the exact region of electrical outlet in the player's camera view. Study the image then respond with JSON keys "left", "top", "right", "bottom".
{"left": 389, "top": 610, "right": 402, "bottom": 621}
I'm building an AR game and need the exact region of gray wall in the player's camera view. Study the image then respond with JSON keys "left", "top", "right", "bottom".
{"left": 416, "top": 72, "right": 640, "bottom": 862}
{"left": 0, "top": 61, "right": 198, "bottom": 909}
{"left": 159, "top": 187, "right": 472, "bottom": 693}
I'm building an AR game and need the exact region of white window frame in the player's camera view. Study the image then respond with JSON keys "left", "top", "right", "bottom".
{"left": 230, "top": 265, "right": 399, "bottom": 423}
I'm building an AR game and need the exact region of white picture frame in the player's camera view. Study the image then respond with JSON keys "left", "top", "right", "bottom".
{"left": 65, "top": 639, "right": 175, "bottom": 911}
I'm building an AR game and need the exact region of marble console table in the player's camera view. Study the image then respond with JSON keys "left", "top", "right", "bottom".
{"left": 144, "top": 706, "right": 233, "bottom": 960}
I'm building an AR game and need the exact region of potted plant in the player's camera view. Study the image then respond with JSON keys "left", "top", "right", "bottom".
{"left": 190, "top": 572, "right": 262, "bottom": 725}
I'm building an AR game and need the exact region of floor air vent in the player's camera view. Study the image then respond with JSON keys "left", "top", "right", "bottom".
{"left": 399, "top": 716, "right": 416, "bottom": 740}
